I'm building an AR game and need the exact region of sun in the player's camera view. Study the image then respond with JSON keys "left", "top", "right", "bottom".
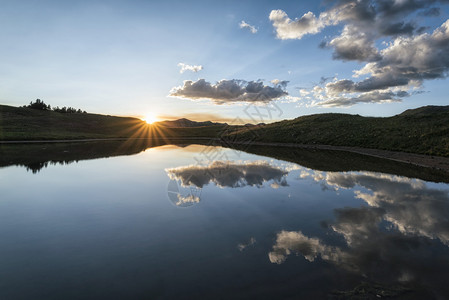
{"left": 143, "top": 113, "right": 158, "bottom": 124}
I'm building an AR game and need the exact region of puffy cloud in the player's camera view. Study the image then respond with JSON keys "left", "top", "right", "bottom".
{"left": 354, "top": 180, "right": 449, "bottom": 246}
{"left": 270, "top": 79, "right": 289, "bottom": 87}
{"left": 170, "top": 79, "right": 288, "bottom": 104}
{"left": 173, "top": 194, "right": 200, "bottom": 207}
{"left": 313, "top": 19, "right": 449, "bottom": 106}
{"left": 237, "top": 237, "right": 256, "bottom": 251}
{"left": 166, "top": 160, "right": 289, "bottom": 188}
{"left": 269, "top": 10, "right": 326, "bottom": 40}
{"left": 178, "top": 63, "right": 203, "bottom": 74}
{"left": 301, "top": 170, "right": 449, "bottom": 245}
{"left": 271, "top": 206, "right": 449, "bottom": 282}
{"left": 270, "top": 0, "right": 449, "bottom": 47}
{"left": 318, "top": 90, "right": 406, "bottom": 107}
{"left": 375, "top": 20, "right": 449, "bottom": 81}
{"left": 239, "top": 20, "right": 258, "bottom": 34}
{"left": 328, "top": 25, "right": 381, "bottom": 62}
{"left": 268, "top": 230, "right": 347, "bottom": 265}
{"left": 167, "top": 177, "right": 202, "bottom": 207}
{"left": 323, "top": 75, "right": 410, "bottom": 96}
{"left": 271, "top": 1, "right": 449, "bottom": 106}
{"left": 331, "top": 206, "right": 386, "bottom": 247}
{"left": 270, "top": 170, "right": 449, "bottom": 288}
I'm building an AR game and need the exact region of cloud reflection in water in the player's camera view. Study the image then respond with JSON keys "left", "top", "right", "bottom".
{"left": 270, "top": 170, "right": 449, "bottom": 290}
{"left": 166, "top": 160, "right": 289, "bottom": 189}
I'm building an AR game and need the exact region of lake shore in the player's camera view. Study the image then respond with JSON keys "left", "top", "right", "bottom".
{"left": 2, "top": 137, "right": 449, "bottom": 172}
{"left": 225, "top": 141, "right": 449, "bottom": 172}
{"left": 0, "top": 137, "right": 212, "bottom": 144}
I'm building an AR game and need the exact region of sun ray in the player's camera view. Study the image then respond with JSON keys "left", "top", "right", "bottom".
{"left": 112, "top": 113, "right": 183, "bottom": 154}
{"left": 143, "top": 113, "right": 158, "bottom": 124}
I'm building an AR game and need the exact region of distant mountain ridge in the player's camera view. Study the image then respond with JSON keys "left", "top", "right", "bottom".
{"left": 398, "top": 105, "right": 449, "bottom": 116}
{"left": 155, "top": 118, "right": 227, "bottom": 128}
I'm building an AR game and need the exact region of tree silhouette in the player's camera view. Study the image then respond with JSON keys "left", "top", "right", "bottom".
{"left": 24, "top": 99, "right": 87, "bottom": 114}
{"left": 27, "top": 99, "right": 50, "bottom": 110}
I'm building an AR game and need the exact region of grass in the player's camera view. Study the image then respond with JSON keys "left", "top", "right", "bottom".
{"left": 2, "top": 104, "right": 449, "bottom": 157}
{"left": 0, "top": 104, "right": 225, "bottom": 140}
{"left": 226, "top": 105, "right": 449, "bottom": 157}
{"left": 0, "top": 105, "right": 142, "bottom": 140}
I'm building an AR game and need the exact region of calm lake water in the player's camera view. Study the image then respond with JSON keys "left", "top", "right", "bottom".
{"left": 1, "top": 141, "right": 449, "bottom": 299}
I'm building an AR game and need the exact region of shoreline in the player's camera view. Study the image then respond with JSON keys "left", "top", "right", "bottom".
{"left": 2, "top": 137, "right": 449, "bottom": 172}
{"left": 225, "top": 141, "right": 449, "bottom": 172}
{"left": 0, "top": 137, "right": 212, "bottom": 144}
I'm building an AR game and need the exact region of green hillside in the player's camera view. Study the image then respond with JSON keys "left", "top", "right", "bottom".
{"left": 226, "top": 106, "right": 449, "bottom": 156}
{"left": 0, "top": 104, "right": 144, "bottom": 140}
{"left": 0, "top": 104, "right": 225, "bottom": 140}
{"left": 2, "top": 103, "right": 449, "bottom": 157}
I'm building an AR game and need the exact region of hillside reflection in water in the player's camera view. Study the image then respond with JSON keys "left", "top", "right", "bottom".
{"left": 0, "top": 142, "right": 448, "bottom": 299}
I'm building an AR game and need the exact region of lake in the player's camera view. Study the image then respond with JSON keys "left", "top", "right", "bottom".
{"left": 1, "top": 140, "right": 449, "bottom": 299}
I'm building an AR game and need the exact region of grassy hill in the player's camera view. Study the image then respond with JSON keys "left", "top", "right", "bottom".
{"left": 226, "top": 105, "right": 449, "bottom": 156}
{"left": 2, "top": 103, "right": 449, "bottom": 157}
{"left": 0, "top": 104, "right": 226, "bottom": 140}
{"left": 0, "top": 104, "right": 144, "bottom": 140}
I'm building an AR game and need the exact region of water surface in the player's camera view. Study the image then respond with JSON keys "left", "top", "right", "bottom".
{"left": 1, "top": 142, "right": 449, "bottom": 299}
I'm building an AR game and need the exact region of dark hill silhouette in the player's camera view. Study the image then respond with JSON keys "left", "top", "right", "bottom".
{"left": 155, "top": 118, "right": 227, "bottom": 128}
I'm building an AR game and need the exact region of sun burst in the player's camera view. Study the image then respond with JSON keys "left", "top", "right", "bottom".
{"left": 143, "top": 113, "right": 158, "bottom": 124}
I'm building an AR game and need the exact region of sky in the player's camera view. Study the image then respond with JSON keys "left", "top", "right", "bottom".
{"left": 1, "top": 0, "right": 449, "bottom": 124}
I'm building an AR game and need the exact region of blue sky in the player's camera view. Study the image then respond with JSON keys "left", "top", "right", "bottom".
{"left": 1, "top": 0, "right": 448, "bottom": 123}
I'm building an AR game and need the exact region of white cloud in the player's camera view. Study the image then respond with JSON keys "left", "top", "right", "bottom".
{"left": 269, "top": 10, "right": 326, "bottom": 40}
{"left": 178, "top": 62, "right": 203, "bottom": 74}
{"left": 300, "top": 170, "right": 449, "bottom": 245}
{"left": 175, "top": 194, "right": 200, "bottom": 206}
{"left": 166, "top": 160, "right": 289, "bottom": 188}
{"left": 269, "top": 1, "right": 449, "bottom": 106}
{"left": 237, "top": 237, "right": 256, "bottom": 251}
{"left": 270, "top": 169, "right": 449, "bottom": 285}
{"left": 268, "top": 230, "right": 346, "bottom": 264}
{"left": 239, "top": 20, "right": 258, "bottom": 34}
{"left": 169, "top": 79, "right": 288, "bottom": 104}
